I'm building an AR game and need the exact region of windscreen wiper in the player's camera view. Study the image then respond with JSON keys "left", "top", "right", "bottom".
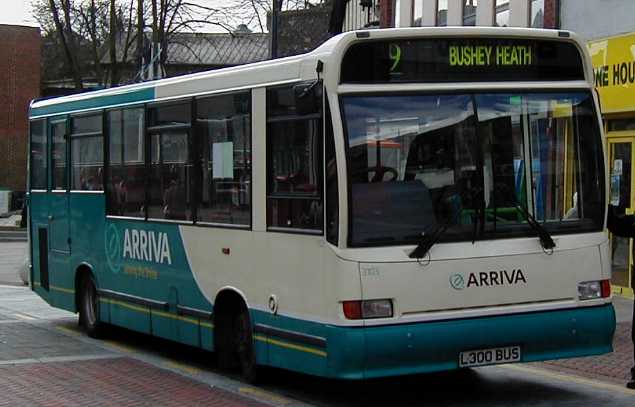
{"left": 409, "top": 188, "right": 482, "bottom": 259}
{"left": 494, "top": 183, "right": 555, "bottom": 251}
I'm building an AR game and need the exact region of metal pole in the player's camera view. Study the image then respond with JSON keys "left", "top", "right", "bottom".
{"left": 271, "top": 0, "right": 279, "bottom": 59}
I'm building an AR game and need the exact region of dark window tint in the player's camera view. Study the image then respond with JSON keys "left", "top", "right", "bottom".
{"left": 267, "top": 84, "right": 323, "bottom": 232}
{"left": 107, "top": 108, "right": 145, "bottom": 217}
{"left": 30, "top": 120, "right": 47, "bottom": 190}
{"left": 196, "top": 92, "right": 251, "bottom": 226}
{"left": 325, "top": 100, "right": 338, "bottom": 245}
{"left": 71, "top": 114, "right": 103, "bottom": 191}
{"left": 148, "top": 103, "right": 191, "bottom": 127}
{"left": 146, "top": 102, "right": 192, "bottom": 221}
{"left": 51, "top": 120, "right": 67, "bottom": 190}
{"left": 342, "top": 92, "right": 604, "bottom": 247}
{"left": 148, "top": 130, "right": 193, "bottom": 221}
{"left": 72, "top": 114, "right": 102, "bottom": 134}
{"left": 608, "top": 119, "right": 635, "bottom": 132}
{"left": 343, "top": 95, "right": 478, "bottom": 246}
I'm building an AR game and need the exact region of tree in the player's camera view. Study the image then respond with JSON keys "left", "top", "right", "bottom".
{"left": 32, "top": 0, "right": 234, "bottom": 88}
{"left": 224, "top": 0, "right": 325, "bottom": 33}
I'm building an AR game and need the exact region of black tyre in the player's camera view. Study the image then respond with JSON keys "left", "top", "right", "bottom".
{"left": 79, "top": 274, "right": 104, "bottom": 338}
{"left": 215, "top": 311, "right": 237, "bottom": 370}
{"left": 236, "top": 308, "right": 258, "bottom": 383}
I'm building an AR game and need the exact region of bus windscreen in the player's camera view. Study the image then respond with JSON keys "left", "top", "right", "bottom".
{"left": 341, "top": 37, "right": 585, "bottom": 83}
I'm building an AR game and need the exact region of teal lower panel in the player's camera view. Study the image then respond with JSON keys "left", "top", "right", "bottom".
{"left": 50, "top": 289, "right": 75, "bottom": 312}
{"left": 108, "top": 301, "right": 151, "bottom": 334}
{"left": 251, "top": 304, "right": 615, "bottom": 380}
{"left": 200, "top": 324, "right": 214, "bottom": 351}
{"left": 360, "top": 304, "right": 616, "bottom": 379}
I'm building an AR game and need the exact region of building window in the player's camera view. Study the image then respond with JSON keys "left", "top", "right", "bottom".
{"left": 196, "top": 92, "right": 251, "bottom": 226}
{"left": 30, "top": 120, "right": 47, "bottom": 190}
{"left": 495, "top": 0, "right": 510, "bottom": 27}
{"left": 51, "top": 120, "right": 67, "bottom": 191}
{"left": 107, "top": 108, "right": 145, "bottom": 217}
{"left": 530, "top": 0, "right": 544, "bottom": 28}
{"left": 463, "top": 0, "right": 477, "bottom": 26}
{"left": 437, "top": 0, "right": 448, "bottom": 26}
{"left": 147, "top": 102, "right": 193, "bottom": 221}
{"left": 609, "top": 119, "right": 635, "bottom": 132}
{"left": 267, "top": 84, "right": 323, "bottom": 233}
{"left": 71, "top": 114, "right": 103, "bottom": 191}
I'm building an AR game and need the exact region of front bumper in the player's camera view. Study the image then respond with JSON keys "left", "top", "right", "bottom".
{"left": 327, "top": 304, "right": 616, "bottom": 379}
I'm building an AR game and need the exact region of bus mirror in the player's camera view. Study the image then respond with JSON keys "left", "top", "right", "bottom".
{"left": 294, "top": 82, "right": 322, "bottom": 115}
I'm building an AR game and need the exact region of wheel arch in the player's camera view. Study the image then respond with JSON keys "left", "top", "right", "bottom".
{"left": 213, "top": 286, "right": 250, "bottom": 317}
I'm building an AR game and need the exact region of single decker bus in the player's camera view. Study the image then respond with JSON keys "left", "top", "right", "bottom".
{"left": 27, "top": 27, "right": 615, "bottom": 381}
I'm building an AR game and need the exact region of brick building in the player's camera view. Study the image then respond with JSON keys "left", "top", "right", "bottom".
{"left": 0, "top": 24, "right": 40, "bottom": 198}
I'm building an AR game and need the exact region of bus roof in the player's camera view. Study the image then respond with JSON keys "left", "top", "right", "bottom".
{"left": 30, "top": 27, "right": 589, "bottom": 118}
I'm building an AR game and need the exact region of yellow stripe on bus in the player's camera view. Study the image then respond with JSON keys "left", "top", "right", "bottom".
{"left": 100, "top": 298, "right": 214, "bottom": 328}
{"left": 50, "top": 285, "right": 75, "bottom": 295}
{"left": 254, "top": 334, "right": 327, "bottom": 358}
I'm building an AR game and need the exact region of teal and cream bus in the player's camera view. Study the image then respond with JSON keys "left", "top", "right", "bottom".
{"left": 27, "top": 27, "right": 615, "bottom": 380}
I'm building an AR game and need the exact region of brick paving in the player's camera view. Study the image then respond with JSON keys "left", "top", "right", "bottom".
{"left": 0, "top": 357, "right": 269, "bottom": 407}
{"left": 533, "top": 322, "right": 634, "bottom": 385}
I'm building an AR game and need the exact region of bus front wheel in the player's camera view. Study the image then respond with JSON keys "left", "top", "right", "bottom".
{"left": 79, "top": 274, "right": 105, "bottom": 338}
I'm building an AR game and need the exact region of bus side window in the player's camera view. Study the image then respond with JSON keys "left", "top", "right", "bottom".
{"left": 147, "top": 102, "right": 193, "bottom": 222}
{"left": 71, "top": 113, "right": 103, "bottom": 191}
{"left": 195, "top": 92, "right": 252, "bottom": 226}
{"left": 51, "top": 119, "right": 67, "bottom": 191}
{"left": 106, "top": 108, "right": 145, "bottom": 218}
{"left": 30, "top": 119, "right": 47, "bottom": 190}
{"left": 325, "top": 99, "right": 338, "bottom": 245}
{"left": 266, "top": 83, "right": 324, "bottom": 233}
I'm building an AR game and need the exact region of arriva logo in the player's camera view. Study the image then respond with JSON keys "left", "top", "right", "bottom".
{"left": 105, "top": 223, "right": 122, "bottom": 273}
{"left": 450, "top": 274, "right": 465, "bottom": 290}
{"left": 450, "top": 270, "right": 527, "bottom": 290}
{"left": 122, "top": 229, "right": 172, "bottom": 265}
{"left": 105, "top": 225, "right": 172, "bottom": 273}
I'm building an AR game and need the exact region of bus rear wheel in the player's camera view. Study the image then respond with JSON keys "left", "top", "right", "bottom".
{"left": 79, "top": 274, "right": 104, "bottom": 338}
{"left": 236, "top": 308, "right": 258, "bottom": 383}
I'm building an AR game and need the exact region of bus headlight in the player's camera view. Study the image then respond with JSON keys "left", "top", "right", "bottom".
{"left": 343, "top": 299, "right": 393, "bottom": 319}
{"left": 578, "top": 280, "right": 611, "bottom": 300}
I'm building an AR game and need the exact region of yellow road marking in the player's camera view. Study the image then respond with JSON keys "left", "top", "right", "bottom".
{"left": 238, "top": 386, "right": 293, "bottom": 406}
{"left": 12, "top": 313, "right": 36, "bottom": 321}
{"left": 163, "top": 360, "right": 201, "bottom": 376}
{"left": 56, "top": 326, "right": 81, "bottom": 336}
{"left": 500, "top": 364, "right": 635, "bottom": 396}
{"left": 103, "top": 340, "right": 137, "bottom": 354}
{"left": 254, "top": 334, "right": 327, "bottom": 358}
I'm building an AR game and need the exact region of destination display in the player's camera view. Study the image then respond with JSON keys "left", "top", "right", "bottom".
{"left": 341, "top": 38, "right": 585, "bottom": 83}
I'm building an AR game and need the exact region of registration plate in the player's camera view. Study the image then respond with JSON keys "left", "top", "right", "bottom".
{"left": 459, "top": 346, "right": 521, "bottom": 368}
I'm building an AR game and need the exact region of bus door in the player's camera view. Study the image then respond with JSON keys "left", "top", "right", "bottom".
{"left": 48, "top": 117, "right": 71, "bottom": 260}
{"left": 608, "top": 137, "right": 635, "bottom": 294}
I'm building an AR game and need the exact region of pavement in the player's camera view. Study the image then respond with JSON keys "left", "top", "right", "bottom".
{"left": 0, "top": 242, "right": 27, "bottom": 286}
{"left": 0, "top": 285, "right": 273, "bottom": 407}
{"left": 0, "top": 214, "right": 26, "bottom": 242}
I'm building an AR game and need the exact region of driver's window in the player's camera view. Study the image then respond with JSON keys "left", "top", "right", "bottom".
{"left": 266, "top": 84, "right": 323, "bottom": 233}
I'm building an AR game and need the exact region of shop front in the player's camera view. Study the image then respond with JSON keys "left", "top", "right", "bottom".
{"left": 589, "top": 33, "right": 635, "bottom": 298}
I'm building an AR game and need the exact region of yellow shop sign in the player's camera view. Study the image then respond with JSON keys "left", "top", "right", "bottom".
{"left": 589, "top": 33, "right": 635, "bottom": 114}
